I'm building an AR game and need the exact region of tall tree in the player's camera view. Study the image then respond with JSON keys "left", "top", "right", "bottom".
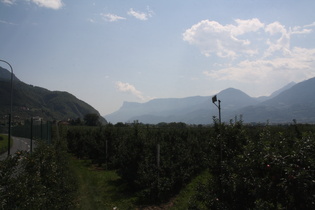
{"left": 84, "top": 113, "right": 100, "bottom": 126}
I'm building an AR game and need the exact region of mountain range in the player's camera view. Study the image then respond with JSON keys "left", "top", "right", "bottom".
{"left": 105, "top": 78, "right": 315, "bottom": 124}
{"left": 0, "top": 67, "right": 106, "bottom": 123}
{"left": 2, "top": 64, "right": 314, "bottom": 125}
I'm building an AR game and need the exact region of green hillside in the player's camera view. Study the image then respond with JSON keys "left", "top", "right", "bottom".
{"left": 0, "top": 67, "right": 106, "bottom": 123}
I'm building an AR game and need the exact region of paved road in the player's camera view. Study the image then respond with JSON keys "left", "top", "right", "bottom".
{"left": 0, "top": 137, "right": 33, "bottom": 160}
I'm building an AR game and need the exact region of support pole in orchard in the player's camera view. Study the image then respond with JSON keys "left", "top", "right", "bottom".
{"left": 30, "top": 117, "right": 33, "bottom": 153}
{"left": 212, "top": 95, "right": 222, "bottom": 162}
{"left": 212, "top": 95, "right": 223, "bottom": 197}
{"left": 157, "top": 143, "right": 160, "bottom": 191}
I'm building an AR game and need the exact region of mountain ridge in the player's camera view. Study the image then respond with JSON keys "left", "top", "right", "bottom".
{"left": 106, "top": 78, "right": 315, "bottom": 124}
{"left": 0, "top": 67, "right": 107, "bottom": 123}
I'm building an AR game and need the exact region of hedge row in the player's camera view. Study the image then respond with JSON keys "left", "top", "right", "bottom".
{"left": 64, "top": 122, "right": 213, "bottom": 203}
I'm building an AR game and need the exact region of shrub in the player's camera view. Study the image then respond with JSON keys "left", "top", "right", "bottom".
{"left": 189, "top": 123, "right": 315, "bottom": 209}
{"left": 0, "top": 139, "right": 77, "bottom": 209}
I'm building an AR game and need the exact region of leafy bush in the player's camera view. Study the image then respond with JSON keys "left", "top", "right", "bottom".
{"left": 0, "top": 134, "right": 9, "bottom": 155}
{"left": 0, "top": 139, "right": 77, "bottom": 209}
{"left": 189, "top": 123, "right": 315, "bottom": 209}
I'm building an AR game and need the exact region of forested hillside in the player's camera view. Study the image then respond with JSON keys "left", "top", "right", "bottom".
{"left": 0, "top": 67, "right": 106, "bottom": 123}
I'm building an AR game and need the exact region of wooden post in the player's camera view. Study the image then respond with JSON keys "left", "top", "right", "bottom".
{"left": 157, "top": 144, "right": 160, "bottom": 168}
{"left": 40, "top": 119, "right": 43, "bottom": 140}
{"left": 157, "top": 143, "right": 160, "bottom": 191}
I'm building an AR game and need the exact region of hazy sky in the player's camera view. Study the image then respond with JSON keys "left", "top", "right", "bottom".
{"left": 1, "top": 0, "right": 315, "bottom": 115}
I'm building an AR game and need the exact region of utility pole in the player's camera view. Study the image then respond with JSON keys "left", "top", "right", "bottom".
{"left": 212, "top": 94, "right": 223, "bottom": 199}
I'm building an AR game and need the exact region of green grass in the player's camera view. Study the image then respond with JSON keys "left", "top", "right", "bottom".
{"left": 0, "top": 134, "right": 12, "bottom": 155}
{"left": 69, "top": 156, "right": 212, "bottom": 209}
{"left": 170, "top": 170, "right": 211, "bottom": 209}
{"left": 69, "top": 157, "right": 137, "bottom": 210}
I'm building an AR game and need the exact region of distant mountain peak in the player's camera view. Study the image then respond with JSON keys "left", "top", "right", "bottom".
{"left": 270, "top": 81, "right": 296, "bottom": 98}
{"left": 218, "top": 87, "right": 251, "bottom": 97}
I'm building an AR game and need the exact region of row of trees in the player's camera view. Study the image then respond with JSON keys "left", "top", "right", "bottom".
{"left": 68, "top": 113, "right": 102, "bottom": 126}
{"left": 65, "top": 122, "right": 210, "bottom": 203}
{"left": 190, "top": 122, "right": 315, "bottom": 209}
{"left": 63, "top": 120, "right": 315, "bottom": 208}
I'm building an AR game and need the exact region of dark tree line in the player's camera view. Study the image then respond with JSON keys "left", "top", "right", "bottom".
{"left": 68, "top": 113, "right": 101, "bottom": 126}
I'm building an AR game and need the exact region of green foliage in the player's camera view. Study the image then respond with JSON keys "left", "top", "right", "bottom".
{"left": 0, "top": 134, "right": 12, "bottom": 155}
{"left": 0, "top": 134, "right": 7, "bottom": 150}
{"left": 170, "top": 170, "right": 211, "bottom": 209}
{"left": 0, "top": 140, "right": 77, "bottom": 209}
{"left": 189, "top": 122, "right": 315, "bottom": 209}
{"left": 64, "top": 122, "right": 212, "bottom": 204}
{"left": 63, "top": 121, "right": 315, "bottom": 207}
{"left": 70, "top": 158, "right": 137, "bottom": 209}
{"left": 84, "top": 113, "right": 101, "bottom": 126}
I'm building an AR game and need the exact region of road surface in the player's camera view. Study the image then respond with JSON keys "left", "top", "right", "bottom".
{"left": 0, "top": 137, "right": 33, "bottom": 160}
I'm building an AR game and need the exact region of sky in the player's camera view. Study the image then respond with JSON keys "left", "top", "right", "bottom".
{"left": 1, "top": 0, "right": 315, "bottom": 116}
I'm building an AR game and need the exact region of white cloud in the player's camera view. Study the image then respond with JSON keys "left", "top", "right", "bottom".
{"left": 203, "top": 47, "right": 315, "bottom": 86}
{"left": 30, "top": 0, "right": 64, "bottom": 9}
{"left": 1, "top": 0, "right": 15, "bottom": 5}
{"left": 127, "top": 8, "right": 153, "bottom": 21}
{"left": 87, "top": 18, "right": 95, "bottom": 23}
{"left": 304, "top": 22, "right": 315, "bottom": 28}
{"left": 0, "top": 19, "right": 16, "bottom": 25}
{"left": 183, "top": 18, "right": 315, "bottom": 60}
{"left": 232, "top": 18, "right": 265, "bottom": 36}
{"left": 185, "top": 18, "right": 315, "bottom": 91}
{"left": 263, "top": 22, "right": 291, "bottom": 57}
{"left": 264, "top": 22, "right": 312, "bottom": 57}
{"left": 115, "top": 81, "right": 146, "bottom": 101}
{"left": 265, "top": 21, "right": 286, "bottom": 35}
{"left": 183, "top": 18, "right": 264, "bottom": 59}
{"left": 101, "top": 13, "right": 126, "bottom": 22}
{"left": 1, "top": 0, "right": 64, "bottom": 9}
{"left": 291, "top": 27, "right": 312, "bottom": 35}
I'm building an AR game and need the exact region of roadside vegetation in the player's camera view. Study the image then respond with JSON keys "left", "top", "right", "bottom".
{"left": 0, "top": 134, "right": 12, "bottom": 155}
{"left": 0, "top": 137, "right": 77, "bottom": 209}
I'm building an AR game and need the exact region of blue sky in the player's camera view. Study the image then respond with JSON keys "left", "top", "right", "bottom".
{"left": 1, "top": 0, "right": 315, "bottom": 116}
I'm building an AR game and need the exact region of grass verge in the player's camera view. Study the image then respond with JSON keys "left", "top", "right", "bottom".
{"left": 69, "top": 156, "right": 211, "bottom": 209}
{"left": 170, "top": 170, "right": 211, "bottom": 209}
{"left": 69, "top": 157, "right": 137, "bottom": 210}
